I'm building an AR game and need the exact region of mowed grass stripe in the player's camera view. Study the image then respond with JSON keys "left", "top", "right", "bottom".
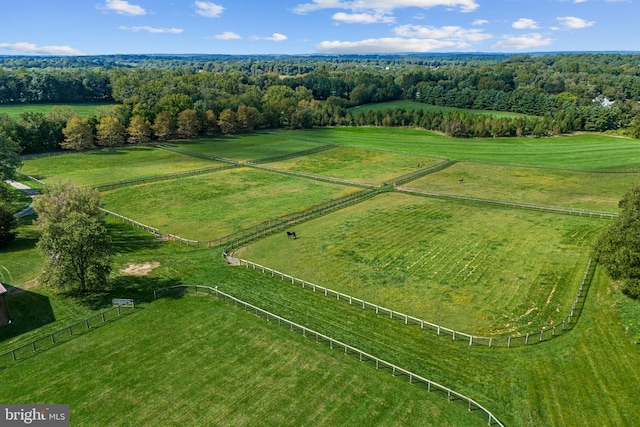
{"left": 295, "top": 127, "right": 640, "bottom": 170}
{"left": 238, "top": 192, "right": 603, "bottom": 335}
{"left": 163, "top": 133, "right": 327, "bottom": 162}
{"left": 0, "top": 296, "right": 487, "bottom": 427}
{"left": 101, "top": 167, "right": 361, "bottom": 240}
{"left": 268, "top": 146, "right": 441, "bottom": 186}
{"left": 19, "top": 146, "right": 221, "bottom": 187}
{"left": 405, "top": 161, "right": 636, "bottom": 212}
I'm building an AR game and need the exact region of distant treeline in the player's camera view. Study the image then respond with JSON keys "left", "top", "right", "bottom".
{"left": 2, "top": 53, "right": 640, "bottom": 154}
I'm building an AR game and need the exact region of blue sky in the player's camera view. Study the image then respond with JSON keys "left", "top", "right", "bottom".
{"left": 0, "top": 0, "right": 637, "bottom": 55}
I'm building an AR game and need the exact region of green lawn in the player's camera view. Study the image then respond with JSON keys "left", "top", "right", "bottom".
{"left": 164, "top": 132, "right": 328, "bottom": 162}
{"left": 0, "top": 103, "right": 117, "bottom": 119}
{"left": 405, "top": 161, "right": 637, "bottom": 212}
{"left": 290, "top": 128, "right": 640, "bottom": 170}
{"left": 351, "top": 100, "right": 526, "bottom": 118}
{"left": 101, "top": 167, "right": 360, "bottom": 240}
{"left": 0, "top": 296, "right": 486, "bottom": 427}
{"left": 19, "top": 146, "right": 221, "bottom": 187}
{"left": 238, "top": 192, "right": 602, "bottom": 335}
{"left": 269, "top": 146, "right": 442, "bottom": 185}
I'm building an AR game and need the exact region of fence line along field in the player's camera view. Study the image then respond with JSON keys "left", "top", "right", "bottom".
{"left": 18, "top": 146, "right": 223, "bottom": 187}
{"left": 294, "top": 127, "right": 640, "bottom": 170}
{"left": 266, "top": 146, "right": 442, "bottom": 186}
{"left": 100, "top": 167, "right": 361, "bottom": 241}
{"left": 0, "top": 296, "right": 488, "bottom": 427}
{"left": 162, "top": 132, "right": 331, "bottom": 162}
{"left": 405, "top": 161, "right": 635, "bottom": 212}
{"left": 237, "top": 192, "right": 604, "bottom": 335}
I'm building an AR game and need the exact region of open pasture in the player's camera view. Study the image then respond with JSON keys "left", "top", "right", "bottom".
{"left": 0, "top": 296, "right": 485, "bottom": 427}
{"left": 405, "top": 161, "right": 636, "bottom": 212}
{"left": 351, "top": 100, "right": 525, "bottom": 118}
{"left": 101, "top": 167, "right": 360, "bottom": 241}
{"left": 293, "top": 127, "right": 640, "bottom": 170}
{"left": 238, "top": 192, "right": 603, "bottom": 335}
{"left": 19, "top": 146, "right": 221, "bottom": 187}
{"left": 165, "top": 132, "right": 328, "bottom": 162}
{"left": 0, "top": 103, "right": 117, "bottom": 119}
{"left": 268, "top": 146, "right": 442, "bottom": 185}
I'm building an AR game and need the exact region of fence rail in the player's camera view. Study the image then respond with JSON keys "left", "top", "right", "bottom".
{"left": 390, "top": 160, "right": 458, "bottom": 186}
{"left": 250, "top": 143, "right": 338, "bottom": 164}
{"left": 396, "top": 187, "right": 618, "bottom": 219}
{"left": 154, "top": 284, "right": 504, "bottom": 427}
{"left": 154, "top": 144, "right": 239, "bottom": 164}
{"left": 247, "top": 162, "right": 375, "bottom": 189}
{"left": 234, "top": 256, "right": 595, "bottom": 348}
{"left": 93, "top": 164, "right": 239, "bottom": 192}
{"left": 101, "top": 208, "right": 160, "bottom": 236}
{"left": 0, "top": 305, "right": 135, "bottom": 364}
{"left": 13, "top": 171, "right": 47, "bottom": 187}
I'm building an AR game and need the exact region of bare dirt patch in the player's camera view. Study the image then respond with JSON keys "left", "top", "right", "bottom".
{"left": 120, "top": 262, "right": 160, "bottom": 276}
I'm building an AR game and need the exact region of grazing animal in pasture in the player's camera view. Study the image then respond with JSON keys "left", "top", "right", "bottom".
{"left": 287, "top": 231, "right": 297, "bottom": 240}
{"left": 458, "top": 178, "right": 464, "bottom": 183}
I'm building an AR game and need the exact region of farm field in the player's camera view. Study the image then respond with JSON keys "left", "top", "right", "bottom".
{"left": 405, "top": 161, "right": 636, "bottom": 212}
{"left": 268, "top": 146, "right": 442, "bottom": 185}
{"left": 0, "top": 103, "right": 117, "bottom": 119}
{"left": 164, "top": 132, "right": 329, "bottom": 162}
{"left": 4, "top": 127, "right": 640, "bottom": 426}
{"left": 292, "top": 127, "right": 640, "bottom": 170}
{"left": 237, "top": 192, "right": 602, "bottom": 335}
{"left": 19, "top": 146, "right": 221, "bottom": 187}
{"left": 0, "top": 296, "right": 486, "bottom": 427}
{"left": 100, "top": 167, "right": 360, "bottom": 240}
{"left": 351, "top": 100, "right": 526, "bottom": 118}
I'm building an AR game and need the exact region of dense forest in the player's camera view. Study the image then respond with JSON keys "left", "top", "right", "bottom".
{"left": 2, "top": 53, "right": 640, "bottom": 154}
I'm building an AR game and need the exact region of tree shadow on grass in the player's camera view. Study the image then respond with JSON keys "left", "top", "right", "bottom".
{"left": 107, "top": 222, "right": 164, "bottom": 254}
{"left": 0, "top": 286, "right": 54, "bottom": 342}
{"left": 65, "top": 275, "right": 182, "bottom": 311}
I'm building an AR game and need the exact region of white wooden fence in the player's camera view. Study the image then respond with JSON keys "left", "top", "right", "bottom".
{"left": 233, "top": 256, "right": 594, "bottom": 348}
{"left": 154, "top": 284, "right": 505, "bottom": 427}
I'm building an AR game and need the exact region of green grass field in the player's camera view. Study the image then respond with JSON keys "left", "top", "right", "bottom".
{"left": 0, "top": 103, "right": 117, "bottom": 119}
{"left": 101, "top": 167, "right": 360, "bottom": 240}
{"left": 405, "top": 161, "right": 637, "bottom": 212}
{"left": 4, "top": 127, "right": 640, "bottom": 426}
{"left": 164, "top": 132, "right": 328, "bottom": 162}
{"left": 268, "top": 146, "right": 441, "bottom": 185}
{"left": 19, "top": 147, "right": 221, "bottom": 187}
{"left": 238, "top": 192, "right": 602, "bottom": 335}
{"left": 351, "top": 100, "right": 526, "bottom": 118}
{"left": 290, "top": 127, "right": 640, "bottom": 170}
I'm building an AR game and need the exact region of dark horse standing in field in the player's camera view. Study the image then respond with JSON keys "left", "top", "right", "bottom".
{"left": 287, "top": 231, "right": 297, "bottom": 240}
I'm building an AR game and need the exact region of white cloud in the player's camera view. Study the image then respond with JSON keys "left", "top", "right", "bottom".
{"left": 556, "top": 16, "right": 595, "bottom": 29}
{"left": 102, "top": 0, "right": 146, "bottom": 16}
{"left": 316, "top": 37, "right": 461, "bottom": 54}
{"left": 332, "top": 12, "right": 395, "bottom": 24}
{"left": 195, "top": 1, "right": 224, "bottom": 18}
{"left": 574, "top": 0, "right": 587, "bottom": 3}
{"left": 294, "top": 0, "right": 479, "bottom": 14}
{"left": 493, "top": 33, "right": 553, "bottom": 49}
{"left": 214, "top": 32, "right": 241, "bottom": 40}
{"left": 0, "top": 42, "right": 82, "bottom": 55}
{"left": 119, "top": 26, "right": 184, "bottom": 34}
{"left": 258, "top": 33, "right": 288, "bottom": 42}
{"left": 394, "top": 24, "right": 492, "bottom": 43}
{"left": 472, "top": 19, "right": 489, "bottom": 26}
{"left": 512, "top": 18, "right": 539, "bottom": 30}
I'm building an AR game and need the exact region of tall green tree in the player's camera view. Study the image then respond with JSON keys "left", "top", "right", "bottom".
{"left": 61, "top": 116, "right": 94, "bottom": 150}
{"left": 152, "top": 111, "right": 176, "bottom": 141}
{"left": 0, "top": 133, "right": 21, "bottom": 179}
{"left": 96, "top": 116, "right": 126, "bottom": 147}
{"left": 33, "top": 183, "right": 112, "bottom": 292}
{"left": 127, "top": 115, "right": 152, "bottom": 144}
{"left": 0, "top": 204, "right": 17, "bottom": 248}
{"left": 595, "top": 184, "right": 640, "bottom": 299}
